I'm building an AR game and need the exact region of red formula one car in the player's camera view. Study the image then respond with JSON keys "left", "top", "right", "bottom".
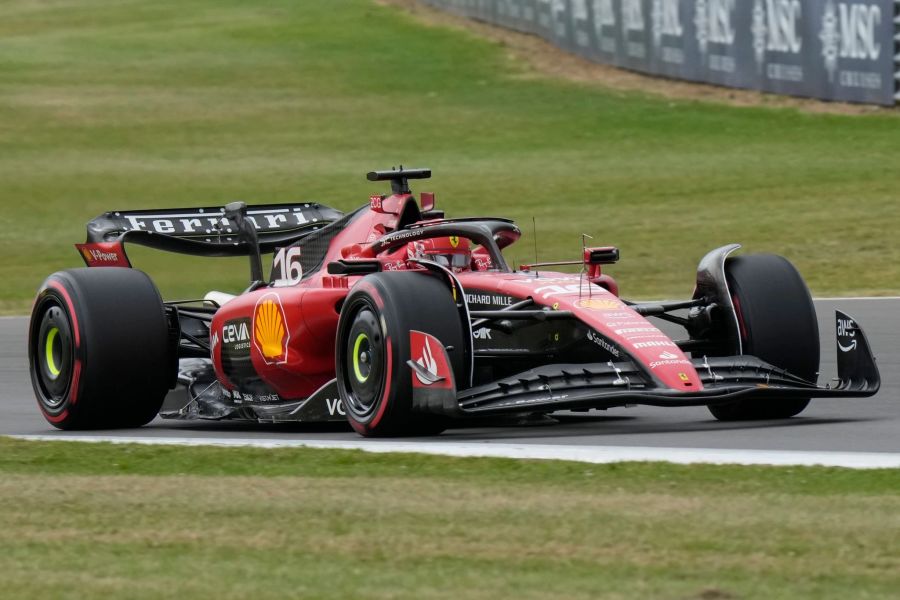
{"left": 28, "top": 168, "right": 880, "bottom": 436}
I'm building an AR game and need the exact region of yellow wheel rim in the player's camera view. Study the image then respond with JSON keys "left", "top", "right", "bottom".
{"left": 352, "top": 332, "right": 369, "bottom": 383}
{"left": 45, "top": 327, "right": 61, "bottom": 379}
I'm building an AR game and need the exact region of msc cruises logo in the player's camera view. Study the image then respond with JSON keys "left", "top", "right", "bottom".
{"left": 820, "top": 1, "right": 883, "bottom": 83}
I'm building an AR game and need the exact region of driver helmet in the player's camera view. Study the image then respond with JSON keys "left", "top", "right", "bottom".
{"left": 408, "top": 236, "right": 472, "bottom": 272}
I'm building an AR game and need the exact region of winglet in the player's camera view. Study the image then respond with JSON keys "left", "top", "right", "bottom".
{"left": 834, "top": 310, "right": 880, "bottom": 393}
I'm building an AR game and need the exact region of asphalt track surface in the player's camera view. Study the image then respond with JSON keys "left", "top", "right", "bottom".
{"left": 2, "top": 298, "right": 897, "bottom": 458}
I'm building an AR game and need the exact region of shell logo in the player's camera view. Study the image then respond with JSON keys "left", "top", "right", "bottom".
{"left": 574, "top": 298, "right": 623, "bottom": 311}
{"left": 253, "top": 292, "right": 289, "bottom": 365}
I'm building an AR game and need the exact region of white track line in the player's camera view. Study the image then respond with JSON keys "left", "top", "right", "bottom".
{"left": 813, "top": 296, "right": 900, "bottom": 301}
{"left": 9, "top": 435, "right": 900, "bottom": 469}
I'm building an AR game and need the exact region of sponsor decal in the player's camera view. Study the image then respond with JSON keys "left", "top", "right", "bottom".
{"left": 252, "top": 393, "right": 281, "bottom": 403}
{"left": 575, "top": 298, "right": 624, "bottom": 311}
{"left": 658, "top": 351, "right": 679, "bottom": 360}
{"left": 592, "top": 0, "right": 617, "bottom": 53}
{"left": 837, "top": 316, "right": 857, "bottom": 352}
{"left": 622, "top": 0, "right": 647, "bottom": 58}
{"left": 820, "top": 1, "right": 884, "bottom": 90}
{"left": 678, "top": 372, "right": 690, "bottom": 382}
{"left": 572, "top": 0, "right": 590, "bottom": 47}
{"left": 649, "top": 358, "right": 692, "bottom": 369}
{"left": 473, "top": 255, "right": 492, "bottom": 270}
{"left": 415, "top": 337, "right": 439, "bottom": 385}
{"left": 449, "top": 235, "right": 460, "bottom": 248}
{"left": 513, "top": 275, "right": 581, "bottom": 285}
{"left": 614, "top": 326, "right": 661, "bottom": 335}
{"left": 226, "top": 388, "right": 280, "bottom": 403}
{"left": 601, "top": 311, "right": 635, "bottom": 320}
{"left": 587, "top": 330, "right": 620, "bottom": 357}
{"left": 222, "top": 318, "right": 251, "bottom": 356}
{"left": 369, "top": 194, "right": 383, "bottom": 211}
{"left": 473, "top": 327, "right": 493, "bottom": 340}
{"left": 253, "top": 293, "right": 289, "bottom": 365}
{"left": 83, "top": 248, "right": 117, "bottom": 262}
{"left": 632, "top": 340, "right": 677, "bottom": 349}
{"left": 752, "top": 0, "right": 804, "bottom": 81}
{"left": 533, "top": 283, "right": 587, "bottom": 299}
{"left": 507, "top": 393, "right": 571, "bottom": 406}
{"left": 651, "top": 0, "right": 685, "bottom": 64}
{"left": 409, "top": 330, "right": 452, "bottom": 388}
{"left": 695, "top": 0, "right": 737, "bottom": 72}
{"left": 326, "top": 397, "right": 346, "bottom": 416}
{"left": 385, "top": 229, "right": 425, "bottom": 243}
{"left": 120, "top": 207, "right": 315, "bottom": 235}
{"left": 382, "top": 260, "right": 406, "bottom": 271}
{"left": 465, "top": 292, "right": 514, "bottom": 307}
{"left": 75, "top": 243, "right": 129, "bottom": 267}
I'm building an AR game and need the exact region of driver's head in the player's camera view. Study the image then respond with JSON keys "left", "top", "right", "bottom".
{"left": 407, "top": 236, "right": 472, "bottom": 272}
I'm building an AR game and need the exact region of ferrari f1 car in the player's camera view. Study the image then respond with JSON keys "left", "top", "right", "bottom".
{"left": 29, "top": 168, "right": 881, "bottom": 436}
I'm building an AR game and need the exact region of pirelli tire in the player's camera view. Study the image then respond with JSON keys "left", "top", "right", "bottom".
{"left": 708, "top": 254, "right": 820, "bottom": 421}
{"left": 28, "top": 268, "right": 174, "bottom": 429}
{"left": 335, "top": 272, "right": 466, "bottom": 437}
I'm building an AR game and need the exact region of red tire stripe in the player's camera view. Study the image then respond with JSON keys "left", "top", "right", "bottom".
{"left": 48, "top": 280, "right": 80, "bottom": 349}
{"left": 69, "top": 360, "right": 82, "bottom": 405}
{"left": 39, "top": 406, "right": 69, "bottom": 423}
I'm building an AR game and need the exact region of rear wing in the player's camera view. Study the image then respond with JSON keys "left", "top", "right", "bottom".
{"left": 76, "top": 203, "right": 344, "bottom": 267}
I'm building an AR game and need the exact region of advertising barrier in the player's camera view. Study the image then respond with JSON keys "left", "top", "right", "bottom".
{"left": 423, "top": 0, "right": 900, "bottom": 106}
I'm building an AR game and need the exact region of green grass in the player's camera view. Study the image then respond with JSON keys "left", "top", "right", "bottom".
{"left": 1, "top": 437, "right": 898, "bottom": 599}
{"left": 1, "top": 0, "right": 899, "bottom": 313}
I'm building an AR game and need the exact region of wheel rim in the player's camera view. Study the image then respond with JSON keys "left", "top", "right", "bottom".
{"left": 33, "top": 300, "right": 74, "bottom": 408}
{"left": 343, "top": 304, "right": 385, "bottom": 419}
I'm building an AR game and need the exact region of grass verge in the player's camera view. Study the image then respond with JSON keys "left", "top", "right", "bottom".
{"left": 1, "top": 437, "right": 898, "bottom": 599}
{"left": 0, "top": 0, "right": 899, "bottom": 313}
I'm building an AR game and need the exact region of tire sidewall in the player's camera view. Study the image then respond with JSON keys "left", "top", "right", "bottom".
{"left": 29, "top": 282, "right": 84, "bottom": 425}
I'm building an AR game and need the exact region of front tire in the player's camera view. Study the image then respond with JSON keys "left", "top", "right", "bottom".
{"left": 335, "top": 272, "right": 467, "bottom": 437}
{"left": 28, "top": 268, "right": 174, "bottom": 429}
{"left": 708, "top": 254, "right": 819, "bottom": 421}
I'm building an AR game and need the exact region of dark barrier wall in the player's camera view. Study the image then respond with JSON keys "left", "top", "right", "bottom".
{"left": 423, "top": 0, "right": 899, "bottom": 106}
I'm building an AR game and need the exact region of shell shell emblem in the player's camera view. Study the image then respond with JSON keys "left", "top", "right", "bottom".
{"left": 574, "top": 298, "right": 623, "bottom": 311}
{"left": 253, "top": 292, "right": 289, "bottom": 365}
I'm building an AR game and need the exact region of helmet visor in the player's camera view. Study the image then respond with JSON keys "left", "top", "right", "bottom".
{"left": 427, "top": 253, "right": 469, "bottom": 270}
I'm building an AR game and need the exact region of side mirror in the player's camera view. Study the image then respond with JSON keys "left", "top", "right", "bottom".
{"left": 584, "top": 246, "right": 619, "bottom": 266}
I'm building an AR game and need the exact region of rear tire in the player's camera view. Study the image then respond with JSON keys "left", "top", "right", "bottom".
{"left": 335, "top": 272, "right": 466, "bottom": 437}
{"left": 28, "top": 268, "right": 174, "bottom": 429}
{"left": 708, "top": 254, "right": 819, "bottom": 421}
